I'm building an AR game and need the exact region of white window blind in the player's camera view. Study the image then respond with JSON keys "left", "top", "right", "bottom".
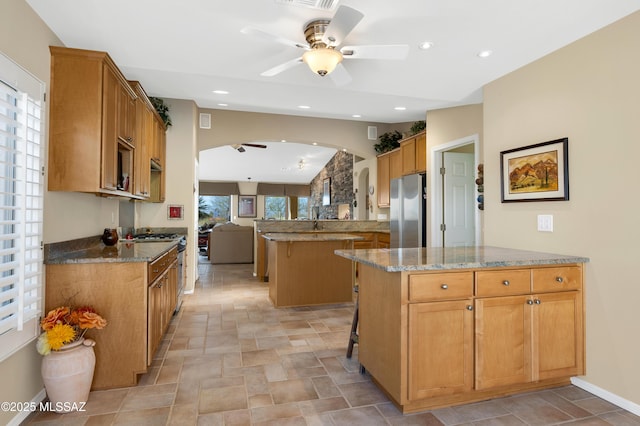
{"left": 0, "top": 51, "right": 44, "bottom": 361}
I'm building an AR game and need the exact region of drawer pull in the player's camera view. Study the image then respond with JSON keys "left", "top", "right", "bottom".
{"left": 555, "top": 276, "right": 564, "bottom": 283}
{"left": 502, "top": 280, "right": 510, "bottom": 286}
{"left": 466, "top": 305, "right": 473, "bottom": 311}
{"left": 440, "top": 284, "right": 448, "bottom": 290}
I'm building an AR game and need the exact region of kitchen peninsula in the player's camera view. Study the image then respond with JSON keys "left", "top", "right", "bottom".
{"left": 44, "top": 232, "right": 185, "bottom": 390}
{"left": 254, "top": 220, "right": 390, "bottom": 282}
{"left": 262, "top": 233, "right": 363, "bottom": 307}
{"left": 334, "top": 246, "right": 589, "bottom": 413}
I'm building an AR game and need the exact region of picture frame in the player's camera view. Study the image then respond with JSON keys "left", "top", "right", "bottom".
{"left": 322, "top": 177, "right": 331, "bottom": 206}
{"left": 168, "top": 204, "right": 184, "bottom": 220}
{"left": 500, "top": 137, "right": 569, "bottom": 203}
{"left": 238, "top": 195, "right": 257, "bottom": 218}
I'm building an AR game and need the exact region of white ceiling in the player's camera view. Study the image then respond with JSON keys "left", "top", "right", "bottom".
{"left": 26, "top": 0, "right": 640, "bottom": 183}
{"left": 199, "top": 142, "right": 337, "bottom": 184}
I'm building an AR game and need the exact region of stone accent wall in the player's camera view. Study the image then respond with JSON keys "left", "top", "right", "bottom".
{"left": 310, "top": 151, "right": 354, "bottom": 219}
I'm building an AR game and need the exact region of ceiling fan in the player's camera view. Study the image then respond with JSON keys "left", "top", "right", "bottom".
{"left": 231, "top": 143, "right": 267, "bottom": 153}
{"left": 241, "top": 5, "right": 409, "bottom": 85}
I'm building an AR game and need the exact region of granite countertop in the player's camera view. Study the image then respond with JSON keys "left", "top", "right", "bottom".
{"left": 262, "top": 232, "right": 365, "bottom": 242}
{"left": 334, "top": 246, "right": 589, "bottom": 272}
{"left": 44, "top": 240, "right": 180, "bottom": 265}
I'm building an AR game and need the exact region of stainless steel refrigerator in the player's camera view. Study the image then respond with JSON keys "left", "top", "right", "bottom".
{"left": 390, "top": 173, "right": 426, "bottom": 248}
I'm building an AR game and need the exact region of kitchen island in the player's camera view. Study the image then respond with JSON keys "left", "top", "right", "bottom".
{"left": 334, "top": 246, "right": 589, "bottom": 413}
{"left": 263, "top": 233, "right": 363, "bottom": 307}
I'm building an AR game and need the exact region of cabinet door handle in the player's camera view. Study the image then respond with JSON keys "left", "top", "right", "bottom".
{"left": 466, "top": 305, "right": 473, "bottom": 311}
{"left": 502, "top": 280, "right": 510, "bottom": 286}
{"left": 440, "top": 284, "right": 448, "bottom": 290}
{"left": 534, "top": 299, "right": 541, "bottom": 305}
{"left": 555, "top": 276, "right": 564, "bottom": 283}
{"left": 526, "top": 299, "right": 534, "bottom": 305}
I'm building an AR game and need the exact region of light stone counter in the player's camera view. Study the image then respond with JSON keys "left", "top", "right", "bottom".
{"left": 262, "top": 232, "right": 364, "bottom": 242}
{"left": 334, "top": 245, "right": 589, "bottom": 272}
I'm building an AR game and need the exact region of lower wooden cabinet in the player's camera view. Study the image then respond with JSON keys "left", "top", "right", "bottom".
{"left": 357, "top": 263, "right": 585, "bottom": 413}
{"left": 408, "top": 300, "right": 474, "bottom": 400}
{"left": 45, "top": 247, "right": 178, "bottom": 390}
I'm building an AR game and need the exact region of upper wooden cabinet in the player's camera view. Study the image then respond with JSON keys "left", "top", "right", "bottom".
{"left": 377, "top": 132, "right": 425, "bottom": 207}
{"left": 401, "top": 131, "right": 426, "bottom": 175}
{"left": 48, "top": 46, "right": 165, "bottom": 201}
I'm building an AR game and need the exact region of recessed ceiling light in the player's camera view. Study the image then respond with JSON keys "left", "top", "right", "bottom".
{"left": 352, "top": 114, "right": 361, "bottom": 118}
{"left": 419, "top": 41, "right": 433, "bottom": 50}
{"left": 342, "top": 148, "right": 348, "bottom": 152}
{"left": 281, "top": 140, "right": 287, "bottom": 143}
{"left": 312, "top": 142, "right": 318, "bottom": 146}
{"left": 394, "top": 106, "right": 406, "bottom": 111}
{"left": 212, "top": 90, "right": 229, "bottom": 94}
{"left": 477, "top": 50, "right": 493, "bottom": 58}
{"left": 217, "top": 103, "right": 228, "bottom": 107}
{"left": 298, "top": 105, "right": 311, "bottom": 109}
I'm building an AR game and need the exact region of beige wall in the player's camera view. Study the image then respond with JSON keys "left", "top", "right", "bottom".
{"left": 138, "top": 99, "right": 199, "bottom": 292}
{"left": 0, "top": 2, "right": 60, "bottom": 424}
{"left": 483, "top": 11, "right": 640, "bottom": 405}
{"left": 197, "top": 108, "right": 395, "bottom": 159}
{"left": 425, "top": 104, "right": 483, "bottom": 244}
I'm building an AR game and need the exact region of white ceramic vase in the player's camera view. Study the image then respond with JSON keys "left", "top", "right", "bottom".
{"left": 41, "top": 338, "right": 96, "bottom": 413}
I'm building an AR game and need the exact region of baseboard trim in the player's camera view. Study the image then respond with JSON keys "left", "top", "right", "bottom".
{"left": 571, "top": 377, "right": 640, "bottom": 416}
{"left": 6, "top": 388, "right": 46, "bottom": 426}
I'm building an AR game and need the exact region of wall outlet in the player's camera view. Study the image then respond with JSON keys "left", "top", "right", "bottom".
{"left": 537, "top": 214, "right": 553, "bottom": 232}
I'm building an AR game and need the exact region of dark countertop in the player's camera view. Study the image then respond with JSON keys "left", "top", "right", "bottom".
{"left": 334, "top": 246, "right": 589, "bottom": 272}
{"left": 44, "top": 240, "right": 180, "bottom": 265}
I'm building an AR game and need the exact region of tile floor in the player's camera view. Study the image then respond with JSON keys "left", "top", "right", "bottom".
{"left": 25, "top": 258, "right": 639, "bottom": 425}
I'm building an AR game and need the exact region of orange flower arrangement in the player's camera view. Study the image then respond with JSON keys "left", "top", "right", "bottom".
{"left": 37, "top": 306, "right": 107, "bottom": 355}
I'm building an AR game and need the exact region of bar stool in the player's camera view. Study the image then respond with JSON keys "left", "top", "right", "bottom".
{"left": 346, "top": 285, "right": 359, "bottom": 358}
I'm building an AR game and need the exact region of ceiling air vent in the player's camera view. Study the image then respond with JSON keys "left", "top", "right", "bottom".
{"left": 275, "top": 0, "right": 337, "bottom": 11}
{"left": 199, "top": 113, "right": 211, "bottom": 129}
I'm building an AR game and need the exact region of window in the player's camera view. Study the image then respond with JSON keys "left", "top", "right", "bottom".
{"left": 199, "top": 195, "right": 230, "bottom": 226}
{"left": 265, "top": 196, "right": 286, "bottom": 220}
{"left": 297, "top": 197, "right": 309, "bottom": 219}
{"left": 0, "top": 52, "right": 45, "bottom": 361}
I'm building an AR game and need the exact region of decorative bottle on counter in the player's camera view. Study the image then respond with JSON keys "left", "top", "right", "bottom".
{"left": 101, "top": 228, "right": 118, "bottom": 246}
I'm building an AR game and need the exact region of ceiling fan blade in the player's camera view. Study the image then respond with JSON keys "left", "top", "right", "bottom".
{"left": 231, "top": 144, "right": 246, "bottom": 153}
{"left": 341, "top": 44, "right": 410, "bottom": 60}
{"left": 329, "top": 63, "right": 352, "bottom": 87}
{"left": 261, "top": 57, "right": 304, "bottom": 77}
{"left": 240, "top": 27, "right": 308, "bottom": 50}
{"left": 242, "top": 143, "right": 267, "bottom": 149}
{"left": 322, "top": 5, "right": 364, "bottom": 47}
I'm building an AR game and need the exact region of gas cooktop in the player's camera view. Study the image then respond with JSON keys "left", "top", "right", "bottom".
{"left": 133, "top": 233, "right": 179, "bottom": 241}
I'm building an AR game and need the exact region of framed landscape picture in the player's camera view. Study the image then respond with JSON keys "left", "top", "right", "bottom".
{"left": 500, "top": 138, "right": 569, "bottom": 202}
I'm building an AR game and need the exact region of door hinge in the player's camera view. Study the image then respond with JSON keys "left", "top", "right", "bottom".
{"left": 440, "top": 167, "right": 446, "bottom": 175}
{"left": 440, "top": 223, "right": 446, "bottom": 231}
{"left": 41, "top": 166, "right": 45, "bottom": 176}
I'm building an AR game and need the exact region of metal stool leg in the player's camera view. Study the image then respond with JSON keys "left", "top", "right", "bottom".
{"left": 346, "top": 288, "right": 359, "bottom": 358}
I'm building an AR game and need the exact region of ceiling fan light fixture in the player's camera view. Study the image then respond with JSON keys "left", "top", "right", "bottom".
{"left": 302, "top": 47, "right": 343, "bottom": 76}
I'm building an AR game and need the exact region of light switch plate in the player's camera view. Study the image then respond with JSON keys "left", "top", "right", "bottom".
{"left": 537, "top": 214, "right": 553, "bottom": 232}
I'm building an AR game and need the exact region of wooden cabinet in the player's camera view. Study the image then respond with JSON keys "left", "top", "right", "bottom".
{"left": 48, "top": 46, "right": 166, "bottom": 201}
{"left": 377, "top": 133, "right": 423, "bottom": 206}
{"left": 48, "top": 46, "right": 137, "bottom": 197}
{"left": 376, "top": 148, "right": 401, "bottom": 207}
{"left": 45, "top": 246, "right": 179, "bottom": 389}
{"left": 401, "top": 131, "right": 426, "bottom": 175}
{"left": 376, "top": 232, "right": 390, "bottom": 248}
{"left": 357, "top": 263, "right": 584, "bottom": 413}
{"left": 147, "top": 253, "right": 178, "bottom": 365}
{"left": 408, "top": 300, "right": 474, "bottom": 400}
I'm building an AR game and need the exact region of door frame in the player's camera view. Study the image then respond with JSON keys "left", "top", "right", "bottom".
{"left": 429, "top": 134, "right": 480, "bottom": 247}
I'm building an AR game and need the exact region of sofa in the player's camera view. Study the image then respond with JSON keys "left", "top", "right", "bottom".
{"left": 208, "top": 223, "right": 254, "bottom": 264}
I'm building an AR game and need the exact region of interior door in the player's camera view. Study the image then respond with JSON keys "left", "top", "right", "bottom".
{"left": 443, "top": 152, "right": 475, "bottom": 247}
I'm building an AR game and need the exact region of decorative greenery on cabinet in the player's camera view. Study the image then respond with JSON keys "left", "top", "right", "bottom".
{"left": 150, "top": 97, "right": 172, "bottom": 128}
